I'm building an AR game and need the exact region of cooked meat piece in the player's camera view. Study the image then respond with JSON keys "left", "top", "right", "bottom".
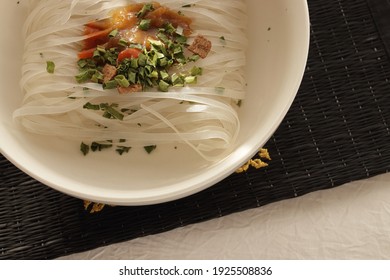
{"left": 187, "top": 35, "right": 212, "bottom": 59}
{"left": 117, "top": 84, "right": 143, "bottom": 94}
{"left": 102, "top": 64, "right": 117, "bottom": 83}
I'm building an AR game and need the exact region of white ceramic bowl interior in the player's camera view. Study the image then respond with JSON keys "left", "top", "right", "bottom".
{"left": 0, "top": 0, "right": 310, "bottom": 205}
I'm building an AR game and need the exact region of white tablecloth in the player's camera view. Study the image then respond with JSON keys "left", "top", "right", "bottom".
{"left": 60, "top": 173, "right": 390, "bottom": 260}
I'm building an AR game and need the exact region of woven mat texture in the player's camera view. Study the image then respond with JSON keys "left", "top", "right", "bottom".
{"left": 2, "top": 0, "right": 390, "bottom": 259}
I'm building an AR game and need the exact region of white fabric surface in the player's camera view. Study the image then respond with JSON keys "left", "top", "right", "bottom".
{"left": 60, "top": 173, "right": 390, "bottom": 260}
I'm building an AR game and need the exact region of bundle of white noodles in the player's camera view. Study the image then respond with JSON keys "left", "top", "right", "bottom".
{"left": 14, "top": 0, "right": 247, "bottom": 161}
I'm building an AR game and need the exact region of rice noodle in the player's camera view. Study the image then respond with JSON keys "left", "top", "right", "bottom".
{"left": 14, "top": 0, "right": 248, "bottom": 161}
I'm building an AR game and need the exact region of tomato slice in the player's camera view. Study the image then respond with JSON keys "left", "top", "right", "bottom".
{"left": 117, "top": 48, "right": 142, "bottom": 63}
{"left": 78, "top": 48, "right": 96, "bottom": 59}
{"left": 83, "top": 28, "right": 112, "bottom": 50}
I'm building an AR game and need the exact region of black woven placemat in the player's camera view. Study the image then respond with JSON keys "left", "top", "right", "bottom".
{"left": 2, "top": 0, "right": 390, "bottom": 259}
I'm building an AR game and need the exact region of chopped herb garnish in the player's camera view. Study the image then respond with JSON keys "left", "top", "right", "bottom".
{"left": 215, "top": 87, "right": 225, "bottom": 94}
{"left": 184, "top": 75, "right": 197, "bottom": 84}
{"left": 158, "top": 80, "right": 170, "bottom": 92}
{"left": 114, "top": 75, "right": 130, "bottom": 88}
{"left": 139, "top": 19, "right": 151, "bottom": 31}
{"left": 118, "top": 38, "right": 129, "bottom": 48}
{"left": 83, "top": 102, "right": 100, "bottom": 110}
{"left": 116, "top": 146, "right": 132, "bottom": 155}
{"left": 182, "top": 4, "right": 193, "bottom": 8}
{"left": 190, "top": 66, "right": 203, "bottom": 76}
{"left": 80, "top": 142, "right": 90, "bottom": 156}
{"left": 46, "top": 61, "right": 55, "bottom": 74}
{"left": 100, "top": 103, "right": 124, "bottom": 120}
{"left": 103, "top": 80, "right": 118, "bottom": 89}
{"left": 91, "top": 142, "right": 113, "bottom": 152}
{"left": 144, "top": 145, "right": 157, "bottom": 154}
{"left": 109, "top": 29, "right": 119, "bottom": 37}
{"left": 136, "top": 3, "right": 154, "bottom": 18}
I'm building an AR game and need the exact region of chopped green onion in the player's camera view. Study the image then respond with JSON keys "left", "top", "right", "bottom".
{"left": 137, "top": 3, "right": 154, "bottom": 18}
{"left": 175, "top": 35, "right": 187, "bottom": 44}
{"left": 164, "top": 23, "right": 176, "bottom": 34}
{"left": 191, "top": 66, "right": 203, "bottom": 76}
{"left": 46, "top": 61, "right": 55, "bottom": 74}
{"left": 158, "top": 80, "right": 170, "bottom": 92}
{"left": 91, "top": 71, "right": 103, "bottom": 83}
{"left": 118, "top": 38, "right": 129, "bottom": 47}
{"left": 103, "top": 80, "right": 118, "bottom": 89}
{"left": 138, "top": 53, "right": 147, "bottom": 66}
{"left": 130, "top": 58, "right": 139, "bottom": 69}
{"left": 128, "top": 71, "right": 137, "bottom": 84}
{"left": 75, "top": 69, "right": 96, "bottom": 83}
{"left": 130, "top": 43, "right": 143, "bottom": 50}
{"left": 185, "top": 76, "right": 197, "bottom": 84}
{"left": 115, "top": 75, "right": 130, "bottom": 88}
{"left": 160, "top": 70, "right": 170, "bottom": 81}
{"left": 109, "top": 29, "right": 119, "bottom": 37}
{"left": 139, "top": 19, "right": 151, "bottom": 31}
{"left": 96, "top": 45, "right": 106, "bottom": 54}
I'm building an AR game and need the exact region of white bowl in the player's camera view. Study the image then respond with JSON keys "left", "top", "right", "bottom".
{"left": 0, "top": 0, "right": 310, "bottom": 206}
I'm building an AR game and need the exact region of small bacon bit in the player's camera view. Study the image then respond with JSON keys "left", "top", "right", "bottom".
{"left": 188, "top": 35, "right": 212, "bottom": 59}
{"left": 117, "top": 84, "right": 143, "bottom": 94}
{"left": 102, "top": 64, "right": 117, "bottom": 83}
